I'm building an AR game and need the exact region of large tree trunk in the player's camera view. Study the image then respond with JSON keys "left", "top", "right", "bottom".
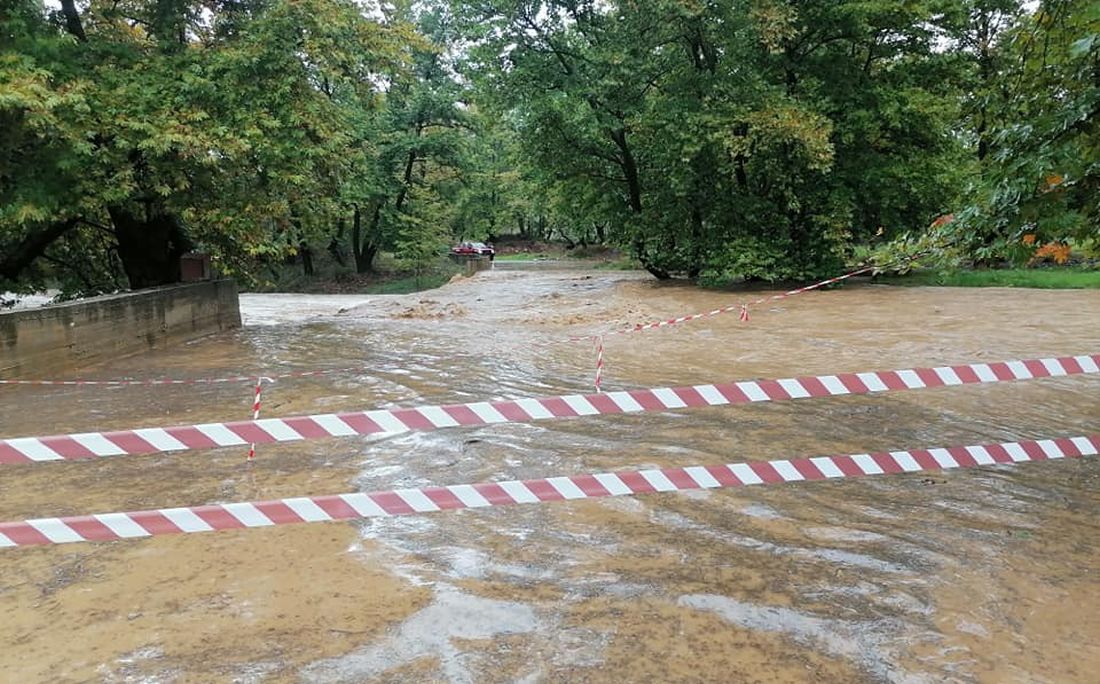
{"left": 635, "top": 247, "right": 670, "bottom": 279}
{"left": 299, "top": 241, "right": 314, "bottom": 276}
{"left": 688, "top": 206, "right": 704, "bottom": 279}
{"left": 351, "top": 204, "right": 381, "bottom": 274}
{"left": 0, "top": 219, "right": 80, "bottom": 282}
{"left": 393, "top": 148, "right": 417, "bottom": 214}
{"left": 608, "top": 127, "right": 669, "bottom": 280}
{"left": 555, "top": 227, "right": 576, "bottom": 249}
{"left": 59, "top": 0, "right": 87, "bottom": 42}
{"left": 108, "top": 206, "right": 192, "bottom": 289}
{"left": 328, "top": 220, "right": 347, "bottom": 266}
{"left": 609, "top": 128, "right": 642, "bottom": 215}
{"left": 351, "top": 129, "right": 419, "bottom": 275}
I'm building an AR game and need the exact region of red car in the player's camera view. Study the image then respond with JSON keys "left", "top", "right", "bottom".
{"left": 450, "top": 241, "right": 495, "bottom": 258}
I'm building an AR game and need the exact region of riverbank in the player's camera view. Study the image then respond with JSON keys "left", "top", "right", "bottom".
{"left": 494, "top": 244, "right": 1100, "bottom": 290}
{"left": 877, "top": 267, "right": 1100, "bottom": 289}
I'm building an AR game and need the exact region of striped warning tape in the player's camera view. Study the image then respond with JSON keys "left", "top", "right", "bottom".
{"left": 561, "top": 266, "right": 876, "bottom": 343}
{"left": 1, "top": 354, "right": 1096, "bottom": 464}
{"left": 1, "top": 433, "right": 1095, "bottom": 547}
{"left": 612, "top": 266, "right": 875, "bottom": 336}
{"left": 0, "top": 365, "right": 364, "bottom": 386}
{"left": 593, "top": 335, "right": 605, "bottom": 392}
{"left": 246, "top": 378, "right": 273, "bottom": 462}
{"left": 554, "top": 265, "right": 874, "bottom": 386}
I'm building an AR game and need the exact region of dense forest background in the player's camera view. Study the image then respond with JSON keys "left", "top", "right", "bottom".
{"left": 1, "top": 0, "right": 1097, "bottom": 296}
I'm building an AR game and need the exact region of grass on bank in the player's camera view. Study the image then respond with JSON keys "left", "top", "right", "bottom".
{"left": 357, "top": 271, "right": 455, "bottom": 294}
{"left": 878, "top": 267, "right": 1100, "bottom": 289}
{"left": 251, "top": 251, "right": 464, "bottom": 295}
{"left": 594, "top": 257, "right": 643, "bottom": 270}
{"left": 493, "top": 252, "right": 551, "bottom": 261}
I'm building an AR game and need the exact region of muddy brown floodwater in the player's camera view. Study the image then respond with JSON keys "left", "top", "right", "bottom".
{"left": 1, "top": 266, "right": 1098, "bottom": 683}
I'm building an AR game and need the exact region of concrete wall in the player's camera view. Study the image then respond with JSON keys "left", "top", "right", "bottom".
{"left": 463, "top": 256, "right": 492, "bottom": 276}
{"left": 0, "top": 280, "right": 241, "bottom": 379}
{"left": 448, "top": 254, "right": 492, "bottom": 276}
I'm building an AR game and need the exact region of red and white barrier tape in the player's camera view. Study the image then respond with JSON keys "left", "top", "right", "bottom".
{"left": 0, "top": 366, "right": 363, "bottom": 387}
{"left": 572, "top": 267, "right": 864, "bottom": 384}
{"left": 593, "top": 336, "right": 605, "bottom": 393}
{"left": 246, "top": 378, "right": 273, "bottom": 461}
{"left": 0, "top": 354, "right": 1095, "bottom": 464}
{"left": 609, "top": 266, "right": 874, "bottom": 337}
{"left": 1, "top": 433, "right": 1094, "bottom": 547}
{"left": 559, "top": 266, "right": 875, "bottom": 344}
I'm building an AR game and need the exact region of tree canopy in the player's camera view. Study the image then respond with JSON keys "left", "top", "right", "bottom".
{"left": 1, "top": 0, "right": 1095, "bottom": 296}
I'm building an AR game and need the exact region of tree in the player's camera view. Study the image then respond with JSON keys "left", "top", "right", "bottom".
{"left": 457, "top": 0, "right": 968, "bottom": 282}
{"left": 341, "top": 2, "right": 468, "bottom": 274}
{"left": 886, "top": 0, "right": 1099, "bottom": 266}
{"left": 1, "top": 0, "right": 411, "bottom": 294}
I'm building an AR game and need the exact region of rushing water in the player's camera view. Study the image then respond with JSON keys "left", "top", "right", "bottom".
{"left": 1, "top": 267, "right": 1098, "bottom": 683}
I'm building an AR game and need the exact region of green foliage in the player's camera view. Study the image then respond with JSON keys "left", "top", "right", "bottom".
{"left": 888, "top": 0, "right": 1099, "bottom": 267}
{"left": 394, "top": 182, "right": 453, "bottom": 275}
{"left": 697, "top": 236, "right": 801, "bottom": 287}
{"left": 359, "top": 270, "right": 457, "bottom": 294}
{"left": 456, "top": 0, "right": 969, "bottom": 281}
{"left": 1, "top": 0, "right": 417, "bottom": 293}
{"left": 334, "top": 2, "right": 473, "bottom": 274}
{"left": 3, "top": 0, "right": 1093, "bottom": 296}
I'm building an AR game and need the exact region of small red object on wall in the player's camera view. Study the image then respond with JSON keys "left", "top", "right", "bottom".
{"left": 180, "top": 252, "right": 211, "bottom": 282}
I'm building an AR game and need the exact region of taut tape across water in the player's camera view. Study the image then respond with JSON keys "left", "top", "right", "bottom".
{"left": 1, "top": 434, "right": 1096, "bottom": 547}
{"left": 1, "top": 354, "right": 1097, "bottom": 464}
{"left": 602, "top": 266, "right": 875, "bottom": 338}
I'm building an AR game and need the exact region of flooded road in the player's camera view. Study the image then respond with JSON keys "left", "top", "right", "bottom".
{"left": 1, "top": 268, "right": 1098, "bottom": 683}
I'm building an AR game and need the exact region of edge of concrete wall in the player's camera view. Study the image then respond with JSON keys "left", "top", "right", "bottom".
{"left": 464, "top": 256, "right": 492, "bottom": 275}
{"left": 0, "top": 280, "right": 242, "bottom": 379}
